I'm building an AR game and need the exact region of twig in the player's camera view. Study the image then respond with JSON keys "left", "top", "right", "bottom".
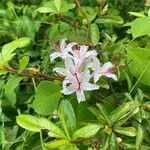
{"left": 1, "top": 66, "right": 64, "bottom": 81}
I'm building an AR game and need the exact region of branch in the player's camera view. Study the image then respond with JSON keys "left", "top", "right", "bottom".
{"left": 1, "top": 66, "right": 64, "bottom": 81}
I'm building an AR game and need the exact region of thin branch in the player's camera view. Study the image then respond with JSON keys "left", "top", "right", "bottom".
{"left": 1, "top": 66, "right": 64, "bottom": 81}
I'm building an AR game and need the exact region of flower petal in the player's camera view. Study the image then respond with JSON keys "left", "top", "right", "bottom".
{"left": 64, "top": 58, "right": 75, "bottom": 73}
{"left": 91, "top": 57, "right": 101, "bottom": 71}
{"left": 76, "top": 90, "right": 85, "bottom": 103}
{"left": 60, "top": 39, "right": 66, "bottom": 52}
{"left": 50, "top": 52, "right": 61, "bottom": 61}
{"left": 53, "top": 67, "right": 66, "bottom": 76}
{"left": 80, "top": 45, "right": 89, "bottom": 57}
{"left": 104, "top": 73, "right": 117, "bottom": 81}
{"left": 85, "top": 50, "right": 97, "bottom": 58}
{"left": 79, "top": 69, "right": 91, "bottom": 83}
{"left": 100, "top": 62, "right": 114, "bottom": 71}
{"left": 61, "top": 88, "right": 75, "bottom": 95}
{"left": 93, "top": 72, "right": 101, "bottom": 83}
{"left": 82, "top": 83, "right": 99, "bottom": 91}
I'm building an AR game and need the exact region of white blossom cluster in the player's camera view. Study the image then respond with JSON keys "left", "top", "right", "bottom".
{"left": 50, "top": 39, "right": 117, "bottom": 103}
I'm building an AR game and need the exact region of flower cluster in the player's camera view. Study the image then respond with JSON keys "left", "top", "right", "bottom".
{"left": 50, "top": 39, "right": 117, "bottom": 103}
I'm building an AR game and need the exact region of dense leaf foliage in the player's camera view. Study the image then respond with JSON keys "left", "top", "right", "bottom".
{"left": 1, "top": 0, "right": 150, "bottom": 150}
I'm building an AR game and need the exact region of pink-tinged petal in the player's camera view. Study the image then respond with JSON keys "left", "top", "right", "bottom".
{"left": 99, "top": 62, "right": 114, "bottom": 75}
{"left": 60, "top": 39, "right": 66, "bottom": 52}
{"left": 100, "top": 62, "right": 114, "bottom": 71}
{"left": 53, "top": 67, "right": 66, "bottom": 76}
{"left": 50, "top": 52, "right": 61, "bottom": 61}
{"left": 104, "top": 73, "right": 117, "bottom": 81}
{"left": 82, "top": 83, "right": 99, "bottom": 91}
{"left": 80, "top": 45, "right": 89, "bottom": 57}
{"left": 76, "top": 90, "right": 85, "bottom": 103}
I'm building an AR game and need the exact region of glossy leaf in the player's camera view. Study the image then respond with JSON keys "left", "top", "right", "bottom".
{"left": 127, "top": 47, "right": 150, "bottom": 86}
{"left": 5, "top": 76, "right": 23, "bottom": 106}
{"left": 89, "top": 23, "right": 100, "bottom": 46}
{"left": 44, "top": 139, "right": 69, "bottom": 149}
{"left": 59, "top": 100, "right": 77, "bottom": 137}
{"left": 54, "top": 0, "right": 61, "bottom": 11}
{"left": 110, "top": 101, "right": 136, "bottom": 124}
{"left": 0, "top": 37, "right": 31, "bottom": 67}
{"left": 95, "top": 16, "right": 123, "bottom": 24}
{"left": 72, "top": 124, "right": 100, "bottom": 139}
{"left": 108, "top": 133, "right": 119, "bottom": 150}
{"left": 17, "top": 115, "right": 66, "bottom": 138}
{"left": 130, "top": 17, "right": 150, "bottom": 38}
{"left": 114, "top": 127, "right": 137, "bottom": 137}
{"left": 88, "top": 106, "right": 106, "bottom": 124}
{"left": 19, "top": 56, "right": 29, "bottom": 72}
{"left": 136, "top": 124, "right": 144, "bottom": 150}
{"left": 128, "top": 12, "right": 145, "bottom": 17}
{"left": 32, "top": 81, "right": 61, "bottom": 115}
{"left": 37, "top": 7, "right": 56, "bottom": 13}
{"left": 16, "top": 115, "right": 44, "bottom": 132}
{"left": 61, "top": 3, "right": 76, "bottom": 12}
{"left": 96, "top": 103, "right": 111, "bottom": 125}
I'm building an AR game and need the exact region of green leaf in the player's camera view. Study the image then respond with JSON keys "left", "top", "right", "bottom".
{"left": 63, "top": 144, "right": 79, "bottom": 150}
{"left": 88, "top": 106, "right": 106, "bottom": 124}
{"left": 115, "top": 107, "right": 139, "bottom": 126}
{"left": 122, "top": 143, "right": 150, "bottom": 149}
{"left": 95, "top": 16, "right": 123, "bottom": 24}
{"left": 81, "top": 7, "right": 97, "bottom": 22}
{"left": 59, "top": 100, "right": 77, "bottom": 137}
{"left": 128, "top": 12, "right": 145, "bottom": 18}
{"left": 130, "top": 17, "right": 150, "bottom": 38}
{"left": 0, "top": 37, "right": 31, "bottom": 67}
{"left": 20, "top": 16, "right": 37, "bottom": 39}
{"left": 72, "top": 124, "right": 100, "bottom": 139}
{"left": 96, "top": 103, "right": 111, "bottom": 125}
{"left": 19, "top": 56, "right": 29, "bottom": 72}
{"left": 89, "top": 23, "right": 100, "bottom": 46}
{"left": 61, "top": 3, "right": 76, "bottom": 12}
{"left": 32, "top": 81, "right": 61, "bottom": 115}
{"left": 5, "top": 76, "right": 23, "bottom": 106}
{"left": 54, "top": 0, "right": 61, "bottom": 11}
{"left": 37, "top": 7, "right": 56, "bottom": 13}
{"left": 44, "top": 139, "right": 69, "bottom": 149}
{"left": 136, "top": 124, "right": 144, "bottom": 150}
{"left": 108, "top": 133, "right": 119, "bottom": 150}
{"left": 17, "top": 115, "right": 66, "bottom": 138}
{"left": 16, "top": 115, "right": 45, "bottom": 132}
{"left": 127, "top": 47, "right": 150, "bottom": 86}
{"left": 114, "top": 127, "right": 137, "bottom": 137}
{"left": 110, "top": 101, "right": 136, "bottom": 124}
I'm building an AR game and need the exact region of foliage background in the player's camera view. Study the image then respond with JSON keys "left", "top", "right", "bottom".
{"left": 1, "top": 0, "right": 150, "bottom": 150}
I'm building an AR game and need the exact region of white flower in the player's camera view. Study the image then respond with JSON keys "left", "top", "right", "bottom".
{"left": 67, "top": 45, "right": 98, "bottom": 73}
{"left": 62, "top": 69, "right": 99, "bottom": 103}
{"left": 92, "top": 57, "right": 117, "bottom": 83}
{"left": 53, "top": 59, "right": 99, "bottom": 103}
{"left": 50, "top": 39, "right": 76, "bottom": 61}
{"left": 50, "top": 39, "right": 117, "bottom": 103}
